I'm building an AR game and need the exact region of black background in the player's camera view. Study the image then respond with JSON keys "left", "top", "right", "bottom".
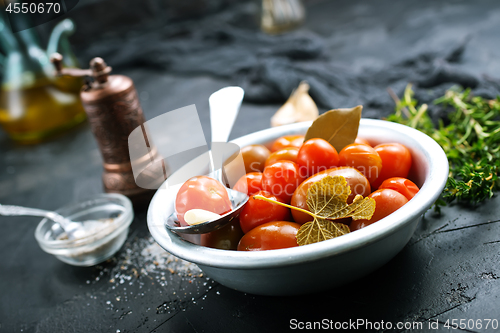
{"left": 1, "top": 0, "right": 500, "bottom": 332}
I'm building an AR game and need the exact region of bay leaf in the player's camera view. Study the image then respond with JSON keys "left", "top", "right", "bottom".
{"left": 304, "top": 105, "right": 362, "bottom": 152}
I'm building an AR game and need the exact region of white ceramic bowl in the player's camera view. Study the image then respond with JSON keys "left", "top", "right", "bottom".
{"left": 147, "top": 119, "right": 448, "bottom": 295}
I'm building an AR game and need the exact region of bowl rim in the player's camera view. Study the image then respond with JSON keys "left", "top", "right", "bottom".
{"left": 147, "top": 119, "right": 448, "bottom": 269}
{"left": 35, "top": 193, "right": 134, "bottom": 249}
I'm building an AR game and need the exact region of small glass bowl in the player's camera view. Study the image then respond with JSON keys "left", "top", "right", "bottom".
{"left": 35, "top": 193, "right": 134, "bottom": 266}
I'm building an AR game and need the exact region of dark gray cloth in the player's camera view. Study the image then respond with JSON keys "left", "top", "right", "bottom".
{"left": 76, "top": 1, "right": 500, "bottom": 121}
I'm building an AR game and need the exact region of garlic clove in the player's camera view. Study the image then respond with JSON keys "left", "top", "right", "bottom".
{"left": 271, "top": 81, "right": 319, "bottom": 127}
{"left": 184, "top": 209, "right": 222, "bottom": 225}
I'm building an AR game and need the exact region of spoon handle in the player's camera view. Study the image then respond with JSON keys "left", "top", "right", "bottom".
{"left": 208, "top": 86, "right": 244, "bottom": 183}
{"left": 0, "top": 204, "right": 69, "bottom": 226}
{"left": 209, "top": 86, "right": 244, "bottom": 143}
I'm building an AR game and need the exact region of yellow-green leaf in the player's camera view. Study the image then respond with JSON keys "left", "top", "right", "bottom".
{"left": 306, "top": 175, "right": 351, "bottom": 218}
{"left": 322, "top": 218, "right": 351, "bottom": 235}
{"left": 306, "top": 176, "right": 375, "bottom": 220}
{"left": 297, "top": 176, "right": 375, "bottom": 246}
{"left": 337, "top": 195, "right": 377, "bottom": 221}
{"left": 296, "top": 217, "right": 350, "bottom": 246}
{"left": 296, "top": 219, "right": 334, "bottom": 245}
{"left": 253, "top": 175, "right": 375, "bottom": 247}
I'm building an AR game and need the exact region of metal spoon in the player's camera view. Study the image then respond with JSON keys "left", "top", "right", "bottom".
{"left": 165, "top": 86, "right": 249, "bottom": 234}
{"left": 0, "top": 204, "right": 105, "bottom": 240}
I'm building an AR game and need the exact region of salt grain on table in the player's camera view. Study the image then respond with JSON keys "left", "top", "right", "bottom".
{"left": 99, "top": 236, "right": 202, "bottom": 287}
{"left": 85, "top": 236, "right": 212, "bottom": 316}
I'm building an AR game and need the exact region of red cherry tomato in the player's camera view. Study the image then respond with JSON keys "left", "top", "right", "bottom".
{"left": 371, "top": 143, "right": 412, "bottom": 189}
{"left": 291, "top": 167, "right": 371, "bottom": 224}
{"left": 239, "top": 190, "right": 291, "bottom": 234}
{"left": 237, "top": 221, "right": 300, "bottom": 251}
{"left": 265, "top": 147, "right": 299, "bottom": 167}
{"left": 262, "top": 161, "right": 306, "bottom": 203}
{"left": 350, "top": 189, "right": 408, "bottom": 231}
{"left": 339, "top": 143, "right": 382, "bottom": 186}
{"left": 297, "top": 138, "right": 339, "bottom": 177}
{"left": 355, "top": 137, "right": 371, "bottom": 146}
{"left": 175, "top": 176, "right": 232, "bottom": 226}
{"left": 200, "top": 218, "right": 244, "bottom": 250}
{"left": 233, "top": 172, "right": 263, "bottom": 196}
{"left": 270, "top": 135, "right": 304, "bottom": 152}
{"left": 378, "top": 177, "right": 419, "bottom": 201}
{"left": 241, "top": 144, "right": 271, "bottom": 173}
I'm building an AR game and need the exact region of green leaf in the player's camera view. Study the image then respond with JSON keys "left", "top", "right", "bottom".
{"left": 387, "top": 84, "right": 500, "bottom": 206}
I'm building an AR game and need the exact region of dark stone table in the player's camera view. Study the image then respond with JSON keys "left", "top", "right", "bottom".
{"left": 1, "top": 1, "right": 500, "bottom": 332}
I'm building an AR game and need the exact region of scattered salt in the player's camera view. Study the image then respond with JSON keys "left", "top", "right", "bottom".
{"left": 84, "top": 236, "right": 212, "bottom": 315}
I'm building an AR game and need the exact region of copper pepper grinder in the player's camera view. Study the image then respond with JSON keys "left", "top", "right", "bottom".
{"left": 51, "top": 53, "right": 156, "bottom": 207}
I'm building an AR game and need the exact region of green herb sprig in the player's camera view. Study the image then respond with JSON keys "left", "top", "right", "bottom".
{"left": 387, "top": 84, "right": 500, "bottom": 206}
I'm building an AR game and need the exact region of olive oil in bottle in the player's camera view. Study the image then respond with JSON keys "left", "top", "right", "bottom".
{"left": 0, "top": 76, "right": 86, "bottom": 143}
{"left": 0, "top": 18, "right": 86, "bottom": 143}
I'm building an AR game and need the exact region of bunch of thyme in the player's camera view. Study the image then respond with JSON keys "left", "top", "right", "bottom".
{"left": 387, "top": 84, "right": 500, "bottom": 207}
